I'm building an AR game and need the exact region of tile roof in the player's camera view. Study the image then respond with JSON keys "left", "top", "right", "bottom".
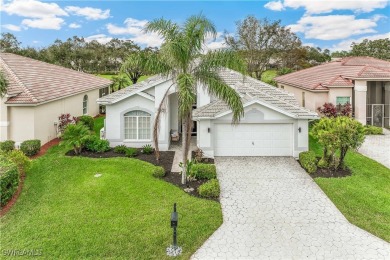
{"left": 0, "top": 53, "right": 112, "bottom": 105}
{"left": 97, "top": 74, "right": 167, "bottom": 104}
{"left": 275, "top": 56, "right": 390, "bottom": 91}
{"left": 193, "top": 69, "right": 318, "bottom": 119}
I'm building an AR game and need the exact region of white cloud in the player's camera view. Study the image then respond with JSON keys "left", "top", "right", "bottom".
{"left": 65, "top": 6, "right": 110, "bottom": 20}
{"left": 85, "top": 34, "right": 113, "bottom": 44}
{"left": 265, "top": 0, "right": 388, "bottom": 14}
{"left": 2, "top": 0, "right": 68, "bottom": 18}
{"left": 106, "top": 18, "right": 163, "bottom": 47}
{"left": 264, "top": 1, "right": 284, "bottom": 11}
{"left": 203, "top": 32, "right": 226, "bottom": 52}
{"left": 21, "top": 17, "right": 65, "bottom": 30}
{"left": 2, "top": 24, "right": 21, "bottom": 31}
{"left": 69, "top": 23, "right": 81, "bottom": 29}
{"left": 331, "top": 32, "right": 390, "bottom": 51}
{"left": 289, "top": 15, "right": 380, "bottom": 40}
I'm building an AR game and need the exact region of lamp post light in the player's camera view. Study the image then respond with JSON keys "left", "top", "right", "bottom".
{"left": 166, "top": 203, "right": 182, "bottom": 257}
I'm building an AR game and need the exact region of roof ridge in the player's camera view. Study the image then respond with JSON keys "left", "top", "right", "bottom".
{"left": 0, "top": 55, "right": 38, "bottom": 102}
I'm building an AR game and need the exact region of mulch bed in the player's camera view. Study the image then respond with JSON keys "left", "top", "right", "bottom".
{"left": 30, "top": 138, "right": 60, "bottom": 159}
{"left": 310, "top": 167, "right": 352, "bottom": 178}
{"left": 65, "top": 149, "right": 175, "bottom": 174}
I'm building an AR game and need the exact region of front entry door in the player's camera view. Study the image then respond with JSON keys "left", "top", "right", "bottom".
{"left": 372, "top": 104, "right": 384, "bottom": 127}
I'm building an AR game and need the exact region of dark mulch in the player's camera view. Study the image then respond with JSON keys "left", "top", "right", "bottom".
{"left": 163, "top": 171, "right": 218, "bottom": 201}
{"left": 310, "top": 167, "right": 352, "bottom": 178}
{"left": 65, "top": 149, "right": 175, "bottom": 174}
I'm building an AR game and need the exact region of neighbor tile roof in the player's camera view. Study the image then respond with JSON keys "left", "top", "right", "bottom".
{"left": 193, "top": 69, "right": 318, "bottom": 119}
{"left": 274, "top": 56, "right": 390, "bottom": 91}
{"left": 0, "top": 53, "right": 112, "bottom": 105}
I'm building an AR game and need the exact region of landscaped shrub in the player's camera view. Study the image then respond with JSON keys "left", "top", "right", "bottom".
{"left": 189, "top": 163, "right": 217, "bottom": 180}
{"left": 83, "top": 136, "right": 110, "bottom": 153}
{"left": 152, "top": 166, "right": 165, "bottom": 178}
{"left": 364, "top": 125, "right": 383, "bottom": 135}
{"left": 198, "top": 179, "right": 220, "bottom": 198}
{"left": 299, "top": 151, "right": 317, "bottom": 174}
{"left": 317, "top": 102, "right": 352, "bottom": 118}
{"left": 58, "top": 113, "right": 77, "bottom": 134}
{"left": 114, "top": 145, "right": 128, "bottom": 154}
{"left": 125, "top": 147, "right": 138, "bottom": 157}
{"left": 5, "top": 149, "right": 31, "bottom": 174}
{"left": 20, "top": 140, "right": 41, "bottom": 156}
{"left": 60, "top": 124, "right": 91, "bottom": 155}
{"left": 77, "top": 115, "right": 94, "bottom": 131}
{"left": 0, "top": 157, "right": 19, "bottom": 206}
{"left": 0, "top": 140, "right": 15, "bottom": 152}
{"left": 141, "top": 144, "right": 154, "bottom": 155}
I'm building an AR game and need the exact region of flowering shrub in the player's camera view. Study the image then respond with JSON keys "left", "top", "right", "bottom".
{"left": 317, "top": 102, "right": 352, "bottom": 117}
{"left": 58, "top": 113, "right": 77, "bottom": 134}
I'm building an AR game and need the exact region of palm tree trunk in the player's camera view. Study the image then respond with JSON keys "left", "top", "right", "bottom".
{"left": 181, "top": 112, "right": 193, "bottom": 185}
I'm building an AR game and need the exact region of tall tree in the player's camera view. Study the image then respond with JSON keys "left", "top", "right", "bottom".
{"left": 225, "top": 16, "right": 301, "bottom": 79}
{"left": 120, "top": 49, "right": 153, "bottom": 84}
{"left": 144, "top": 14, "right": 246, "bottom": 184}
{"left": 350, "top": 38, "right": 390, "bottom": 60}
{"left": 0, "top": 33, "right": 20, "bottom": 53}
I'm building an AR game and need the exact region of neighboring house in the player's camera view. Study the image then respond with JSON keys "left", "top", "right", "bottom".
{"left": 97, "top": 69, "right": 318, "bottom": 158}
{"left": 0, "top": 53, "right": 111, "bottom": 145}
{"left": 275, "top": 57, "right": 390, "bottom": 127}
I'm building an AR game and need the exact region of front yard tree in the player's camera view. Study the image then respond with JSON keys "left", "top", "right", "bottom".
{"left": 145, "top": 14, "right": 246, "bottom": 184}
{"left": 225, "top": 16, "right": 301, "bottom": 79}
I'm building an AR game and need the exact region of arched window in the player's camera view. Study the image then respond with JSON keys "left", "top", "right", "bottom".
{"left": 83, "top": 95, "right": 88, "bottom": 115}
{"left": 124, "top": 110, "right": 151, "bottom": 140}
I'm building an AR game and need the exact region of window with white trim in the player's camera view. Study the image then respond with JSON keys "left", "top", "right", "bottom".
{"left": 83, "top": 95, "right": 88, "bottom": 115}
{"left": 336, "top": 96, "right": 350, "bottom": 105}
{"left": 124, "top": 110, "right": 151, "bottom": 140}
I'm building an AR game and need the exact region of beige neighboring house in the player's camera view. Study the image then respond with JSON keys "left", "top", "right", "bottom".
{"left": 275, "top": 57, "right": 390, "bottom": 127}
{"left": 0, "top": 53, "right": 112, "bottom": 146}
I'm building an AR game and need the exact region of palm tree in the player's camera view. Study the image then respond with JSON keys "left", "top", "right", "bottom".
{"left": 111, "top": 74, "right": 130, "bottom": 92}
{"left": 145, "top": 14, "right": 246, "bottom": 184}
{"left": 0, "top": 71, "right": 8, "bottom": 98}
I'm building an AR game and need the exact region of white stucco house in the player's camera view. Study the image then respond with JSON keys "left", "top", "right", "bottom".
{"left": 97, "top": 69, "right": 318, "bottom": 158}
{"left": 0, "top": 53, "right": 111, "bottom": 145}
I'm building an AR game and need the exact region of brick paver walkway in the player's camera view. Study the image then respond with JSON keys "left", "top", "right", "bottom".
{"left": 358, "top": 128, "right": 390, "bottom": 168}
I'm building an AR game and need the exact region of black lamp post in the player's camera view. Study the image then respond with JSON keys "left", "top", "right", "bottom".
{"left": 167, "top": 203, "right": 182, "bottom": 256}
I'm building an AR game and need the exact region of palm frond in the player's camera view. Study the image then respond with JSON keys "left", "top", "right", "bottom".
{"left": 184, "top": 14, "right": 217, "bottom": 53}
{"left": 144, "top": 18, "right": 180, "bottom": 41}
{"left": 196, "top": 49, "right": 247, "bottom": 75}
{"left": 177, "top": 73, "right": 196, "bottom": 117}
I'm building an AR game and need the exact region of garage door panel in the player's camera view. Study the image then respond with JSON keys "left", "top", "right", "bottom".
{"left": 214, "top": 123, "right": 293, "bottom": 156}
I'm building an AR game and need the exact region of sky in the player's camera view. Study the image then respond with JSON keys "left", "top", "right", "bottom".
{"left": 0, "top": 0, "right": 389, "bottom": 52}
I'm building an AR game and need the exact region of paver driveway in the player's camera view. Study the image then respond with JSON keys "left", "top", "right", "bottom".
{"left": 192, "top": 157, "right": 390, "bottom": 260}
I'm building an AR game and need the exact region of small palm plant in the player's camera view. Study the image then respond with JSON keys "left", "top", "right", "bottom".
{"left": 143, "top": 14, "right": 246, "bottom": 184}
{"left": 60, "top": 124, "right": 91, "bottom": 155}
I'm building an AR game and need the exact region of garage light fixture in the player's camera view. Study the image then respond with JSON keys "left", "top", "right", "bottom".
{"left": 298, "top": 127, "right": 302, "bottom": 133}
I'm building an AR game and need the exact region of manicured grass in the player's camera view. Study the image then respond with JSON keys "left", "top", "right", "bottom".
{"left": 0, "top": 145, "right": 222, "bottom": 259}
{"left": 309, "top": 136, "right": 390, "bottom": 242}
{"left": 261, "top": 69, "right": 278, "bottom": 85}
{"left": 93, "top": 116, "right": 105, "bottom": 137}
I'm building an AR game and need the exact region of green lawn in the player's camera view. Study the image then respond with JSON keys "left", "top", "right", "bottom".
{"left": 0, "top": 146, "right": 222, "bottom": 258}
{"left": 93, "top": 116, "right": 105, "bottom": 137}
{"left": 309, "top": 136, "right": 390, "bottom": 242}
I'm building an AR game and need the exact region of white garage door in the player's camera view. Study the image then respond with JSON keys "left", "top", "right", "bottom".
{"left": 214, "top": 123, "right": 293, "bottom": 156}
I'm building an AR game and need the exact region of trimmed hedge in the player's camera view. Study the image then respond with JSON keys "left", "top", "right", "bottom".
{"left": 0, "top": 140, "right": 15, "bottom": 152}
{"left": 152, "top": 166, "right": 165, "bottom": 178}
{"left": 364, "top": 125, "right": 383, "bottom": 135}
{"left": 6, "top": 149, "right": 31, "bottom": 174}
{"left": 0, "top": 157, "right": 19, "bottom": 206}
{"left": 78, "top": 115, "right": 94, "bottom": 131}
{"left": 84, "top": 136, "right": 110, "bottom": 153}
{"left": 20, "top": 140, "right": 41, "bottom": 156}
{"left": 299, "top": 151, "right": 317, "bottom": 174}
{"left": 198, "top": 179, "right": 220, "bottom": 198}
{"left": 189, "top": 163, "right": 217, "bottom": 180}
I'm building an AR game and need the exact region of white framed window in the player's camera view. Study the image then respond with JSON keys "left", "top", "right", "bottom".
{"left": 83, "top": 95, "right": 88, "bottom": 115}
{"left": 336, "top": 96, "right": 350, "bottom": 105}
{"left": 124, "top": 110, "right": 151, "bottom": 140}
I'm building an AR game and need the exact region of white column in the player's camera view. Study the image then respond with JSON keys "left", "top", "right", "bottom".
{"left": 354, "top": 80, "right": 367, "bottom": 125}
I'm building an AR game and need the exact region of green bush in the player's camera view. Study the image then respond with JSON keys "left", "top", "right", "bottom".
{"left": 189, "top": 163, "right": 217, "bottom": 180}
{"left": 364, "top": 125, "right": 383, "bottom": 135}
{"left": 141, "top": 144, "right": 154, "bottom": 155}
{"left": 0, "top": 157, "right": 19, "bottom": 206}
{"left": 0, "top": 140, "right": 15, "bottom": 152}
{"left": 60, "top": 124, "right": 91, "bottom": 155}
{"left": 20, "top": 139, "right": 41, "bottom": 156}
{"left": 84, "top": 136, "right": 110, "bottom": 153}
{"left": 198, "top": 179, "right": 220, "bottom": 198}
{"left": 152, "top": 166, "right": 165, "bottom": 178}
{"left": 114, "top": 145, "right": 128, "bottom": 154}
{"left": 6, "top": 150, "right": 31, "bottom": 174}
{"left": 317, "top": 158, "right": 328, "bottom": 168}
{"left": 125, "top": 148, "right": 138, "bottom": 157}
{"left": 77, "top": 115, "right": 94, "bottom": 131}
{"left": 299, "top": 151, "right": 317, "bottom": 174}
